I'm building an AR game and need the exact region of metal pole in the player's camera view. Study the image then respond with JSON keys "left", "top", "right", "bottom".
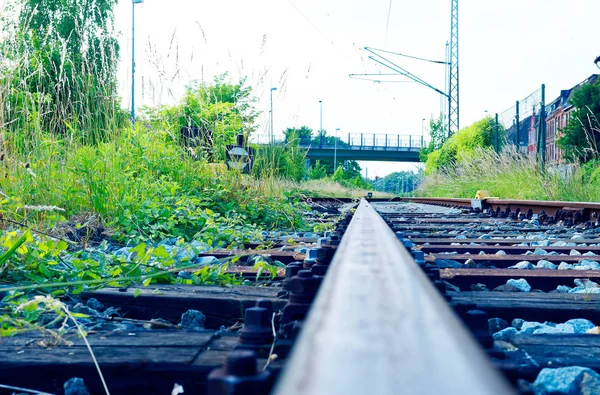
{"left": 515, "top": 100, "right": 520, "bottom": 150}
{"left": 334, "top": 128, "right": 339, "bottom": 170}
{"left": 131, "top": 1, "right": 136, "bottom": 128}
{"left": 270, "top": 88, "right": 277, "bottom": 144}
{"left": 495, "top": 113, "right": 499, "bottom": 152}
{"left": 540, "top": 84, "right": 546, "bottom": 167}
{"left": 422, "top": 118, "right": 425, "bottom": 147}
{"left": 319, "top": 100, "right": 323, "bottom": 149}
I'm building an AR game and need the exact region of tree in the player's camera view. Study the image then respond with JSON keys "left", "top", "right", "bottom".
{"left": 420, "top": 115, "right": 447, "bottom": 161}
{"left": 284, "top": 126, "right": 312, "bottom": 144}
{"left": 558, "top": 79, "right": 600, "bottom": 162}
{"left": 1, "top": 0, "right": 123, "bottom": 142}
{"left": 371, "top": 170, "right": 423, "bottom": 195}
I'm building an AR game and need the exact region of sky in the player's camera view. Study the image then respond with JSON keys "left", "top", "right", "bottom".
{"left": 89, "top": 1, "right": 600, "bottom": 176}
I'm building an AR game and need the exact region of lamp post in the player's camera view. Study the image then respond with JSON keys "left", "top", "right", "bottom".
{"left": 270, "top": 87, "right": 277, "bottom": 144}
{"left": 319, "top": 100, "right": 323, "bottom": 149}
{"left": 421, "top": 118, "right": 425, "bottom": 147}
{"left": 595, "top": 56, "right": 600, "bottom": 70}
{"left": 334, "top": 128, "right": 340, "bottom": 171}
{"left": 131, "top": 0, "right": 144, "bottom": 128}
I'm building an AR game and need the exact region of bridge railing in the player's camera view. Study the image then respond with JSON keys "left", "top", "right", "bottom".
{"left": 249, "top": 133, "right": 429, "bottom": 149}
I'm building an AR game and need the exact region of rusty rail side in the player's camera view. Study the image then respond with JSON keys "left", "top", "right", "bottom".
{"left": 272, "top": 199, "right": 514, "bottom": 395}
{"left": 400, "top": 197, "right": 600, "bottom": 219}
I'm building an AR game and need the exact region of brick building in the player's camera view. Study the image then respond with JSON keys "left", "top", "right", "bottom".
{"left": 544, "top": 74, "right": 599, "bottom": 163}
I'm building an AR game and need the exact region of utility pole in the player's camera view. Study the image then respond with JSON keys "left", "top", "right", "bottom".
{"left": 334, "top": 128, "right": 340, "bottom": 171}
{"left": 319, "top": 100, "right": 323, "bottom": 149}
{"left": 448, "top": 0, "right": 459, "bottom": 136}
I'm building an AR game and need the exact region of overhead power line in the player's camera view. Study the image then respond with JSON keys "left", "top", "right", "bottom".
{"left": 366, "top": 47, "right": 449, "bottom": 65}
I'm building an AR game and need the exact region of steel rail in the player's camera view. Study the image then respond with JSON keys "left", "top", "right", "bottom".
{"left": 400, "top": 197, "right": 600, "bottom": 217}
{"left": 272, "top": 199, "right": 514, "bottom": 395}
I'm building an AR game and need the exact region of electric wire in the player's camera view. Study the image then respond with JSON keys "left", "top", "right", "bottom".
{"left": 366, "top": 47, "right": 449, "bottom": 65}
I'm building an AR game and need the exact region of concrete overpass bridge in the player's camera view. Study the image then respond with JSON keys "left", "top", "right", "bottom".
{"left": 250, "top": 133, "right": 427, "bottom": 163}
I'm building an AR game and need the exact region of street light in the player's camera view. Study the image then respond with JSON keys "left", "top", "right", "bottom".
{"left": 334, "top": 128, "right": 340, "bottom": 170}
{"left": 421, "top": 118, "right": 426, "bottom": 147}
{"left": 595, "top": 56, "right": 600, "bottom": 70}
{"left": 319, "top": 100, "right": 323, "bottom": 149}
{"left": 270, "top": 87, "right": 277, "bottom": 144}
{"left": 131, "top": 0, "right": 144, "bottom": 128}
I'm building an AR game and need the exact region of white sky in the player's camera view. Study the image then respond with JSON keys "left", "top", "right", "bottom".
{"left": 8, "top": 0, "right": 600, "bottom": 177}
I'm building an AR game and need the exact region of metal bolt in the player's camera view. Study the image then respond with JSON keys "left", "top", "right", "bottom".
{"left": 226, "top": 350, "right": 258, "bottom": 376}
{"left": 239, "top": 307, "right": 273, "bottom": 345}
{"left": 282, "top": 263, "right": 303, "bottom": 292}
{"left": 208, "top": 350, "right": 273, "bottom": 395}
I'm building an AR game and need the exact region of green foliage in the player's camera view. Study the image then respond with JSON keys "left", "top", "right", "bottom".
{"left": 424, "top": 117, "right": 497, "bottom": 174}
{"left": 252, "top": 258, "right": 286, "bottom": 281}
{"left": 252, "top": 130, "right": 307, "bottom": 181}
{"left": 420, "top": 115, "right": 447, "bottom": 161}
{"left": 558, "top": 79, "right": 600, "bottom": 162}
{"left": 1, "top": 294, "right": 75, "bottom": 340}
{"left": 284, "top": 126, "right": 312, "bottom": 143}
{"left": 0, "top": 229, "right": 247, "bottom": 294}
{"left": 295, "top": 128, "right": 365, "bottom": 184}
{"left": 331, "top": 166, "right": 370, "bottom": 189}
{"left": 419, "top": 146, "right": 600, "bottom": 202}
{"left": 371, "top": 170, "right": 422, "bottom": 195}
{"left": 1, "top": 0, "right": 125, "bottom": 145}
{"left": 146, "top": 74, "right": 258, "bottom": 161}
{"left": 309, "top": 160, "right": 328, "bottom": 179}
{"left": 0, "top": 123, "right": 309, "bottom": 244}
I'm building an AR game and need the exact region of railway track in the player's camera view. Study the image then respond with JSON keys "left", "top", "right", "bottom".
{"left": 272, "top": 197, "right": 600, "bottom": 395}
{"left": 5, "top": 197, "right": 600, "bottom": 394}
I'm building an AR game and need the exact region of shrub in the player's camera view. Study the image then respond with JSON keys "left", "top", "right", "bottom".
{"left": 424, "top": 117, "right": 496, "bottom": 173}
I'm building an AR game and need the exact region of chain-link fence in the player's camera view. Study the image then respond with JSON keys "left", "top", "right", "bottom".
{"left": 494, "top": 85, "right": 546, "bottom": 161}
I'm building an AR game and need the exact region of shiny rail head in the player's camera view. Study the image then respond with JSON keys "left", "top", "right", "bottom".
{"left": 273, "top": 199, "right": 515, "bottom": 395}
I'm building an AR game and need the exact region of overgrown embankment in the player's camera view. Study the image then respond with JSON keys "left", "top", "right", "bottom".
{"left": 420, "top": 76, "right": 600, "bottom": 201}
{"left": 419, "top": 147, "right": 600, "bottom": 202}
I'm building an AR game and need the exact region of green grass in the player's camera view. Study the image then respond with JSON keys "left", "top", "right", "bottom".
{"left": 420, "top": 147, "right": 599, "bottom": 202}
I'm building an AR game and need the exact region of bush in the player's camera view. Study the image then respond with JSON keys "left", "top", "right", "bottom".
{"left": 145, "top": 74, "right": 258, "bottom": 161}
{"left": 424, "top": 117, "right": 497, "bottom": 174}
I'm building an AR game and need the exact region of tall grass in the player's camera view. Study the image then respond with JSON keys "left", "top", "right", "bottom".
{"left": 420, "top": 146, "right": 599, "bottom": 202}
{"left": 0, "top": 0, "right": 126, "bottom": 151}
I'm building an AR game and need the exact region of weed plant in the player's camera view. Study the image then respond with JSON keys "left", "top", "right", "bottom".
{"left": 420, "top": 146, "right": 600, "bottom": 202}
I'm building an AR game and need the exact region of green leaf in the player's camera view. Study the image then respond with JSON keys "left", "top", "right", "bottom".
{"left": 0, "top": 233, "right": 29, "bottom": 266}
{"left": 153, "top": 245, "right": 170, "bottom": 258}
{"left": 255, "top": 266, "right": 264, "bottom": 281}
{"left": 56, "top": 240, "right": 69, "bottom": 252}
{"left": 133, "top": 289, "right": 142, "bottom": 298}
{"left": 142, "top": 278, "right": 152, "bottom": 287}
